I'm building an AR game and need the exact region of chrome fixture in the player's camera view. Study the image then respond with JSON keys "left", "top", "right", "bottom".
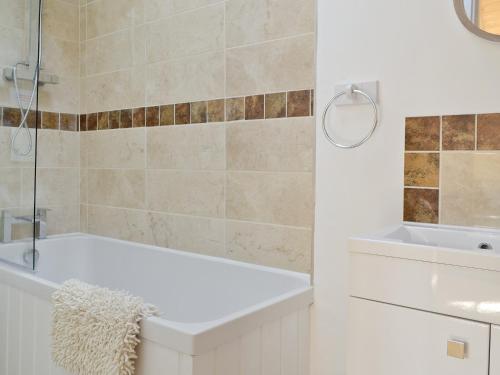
{"left": 322, "top": 82, "right": 379, "bottom": 149}
{"left": 1, "top": 208, "right": 48, "bottom": 243}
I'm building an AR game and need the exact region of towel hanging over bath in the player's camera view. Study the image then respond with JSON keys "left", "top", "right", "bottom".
{"left": 51, "top": 279, "right": 158, "bottom": 375}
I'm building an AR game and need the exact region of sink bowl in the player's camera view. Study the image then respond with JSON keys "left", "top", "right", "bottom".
{"left": 349, "top": 223, "right": 500, "bottom": 325}
{"left": 350, "top": 223, "right": 500, "bottom": 272}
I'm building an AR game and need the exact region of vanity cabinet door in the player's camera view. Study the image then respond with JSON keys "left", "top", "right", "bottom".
{"left": 490, "top": 325, "right": 500, "bottom": 375}
{"left": 347, "top": 297, "right": 490, "bottom": 375}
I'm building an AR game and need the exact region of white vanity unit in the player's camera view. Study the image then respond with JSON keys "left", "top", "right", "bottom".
{"left": 348, "top": 224, "right": 500, "bottom": 375}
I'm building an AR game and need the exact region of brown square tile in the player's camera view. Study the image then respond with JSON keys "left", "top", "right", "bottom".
{"left": 98, "top": 112, "right": 109, "bottom": 130}
{"left": 405, "top": 116, "right": 440, "bottom": 151}
{"left": 191, "top": 101, "right": 207, "bottom": 124}
{"left": 109, "top": 111, "right": 120, "bottom": 129}
{"left": 133, "top": 108, "right": 145, "bottom": 127}
{"left": 3, "top": 107, "right": 22, "bottom": 127}
{"left": 404, "top": 188, "right": 439, "bottom": 224}
{"left": 226, "top": 97, "right": 244, "bottom": 121}
{"left": 120, "top": 109, "right": 132, "bottom": 128}
{"left": 27, "top": 110, "right": 41, "bottom": 129}
{"left": 478, "top": 113, "right": 500, "bottom": 150}
{"left": 207, "top": 99, "right": 225, "bottom": 122}
{"left": 245, "top": 95, "right": 264, "bottom": 120}
{"left": 79, "top": 114, "right": 87, "bottom": 131}
{"left": 146, "top": 106, "right": 159, "bottom": 127}
{"left": 60, "top": 113, "right": 77, "bottom": 131}
{"left": 265, "top": 92, "right": 286, "bottom": 119}
{"left": 175, "top": 103, "right": 190, "bottom": 125}
{"left": 404, "top": 153, "right": 440, "bottom": 187}
{"left": 160, "top": 105, "right": 174, "bottom": 126}
{"left": 287, "top": 90, "right": 311, "bottom": 117}
{"left": 442, "top": 115, "right": 475, "bottom": 150}
{"left": 311, "top": 89, "right": 315, "bottom": 116}
{"left": 87, "top": 113, "right": 97, "bottom": 131}
{"left": 42, "top": 112, "right": 59, "bottom": 129}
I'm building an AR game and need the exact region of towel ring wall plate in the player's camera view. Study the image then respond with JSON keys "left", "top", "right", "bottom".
{"left": 322, "top": 85, "right": 379, "bottom": 149}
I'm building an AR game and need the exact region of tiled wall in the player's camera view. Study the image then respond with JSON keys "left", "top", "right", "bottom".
{"left": 404, "top": 113, "right": 500, "bottom": 229}
{"left": 0, "top": 0, "right": 80, "bottom": 241}
{"left": 77, "top": 0, "right": 316, "bottom": 272}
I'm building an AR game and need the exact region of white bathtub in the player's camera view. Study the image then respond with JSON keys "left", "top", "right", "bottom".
{"left": 0, "top": 233, "right": 312, "bottom": 375}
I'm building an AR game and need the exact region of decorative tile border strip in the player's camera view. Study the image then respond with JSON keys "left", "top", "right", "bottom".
{"left": 403, "top": 113, "right": 500, "bottom": 225}
{"left": 0, "top": 107, "right": 78, "bottom": 131}
{"left": 79, "top": 89, "right": 315, "bottom": 131}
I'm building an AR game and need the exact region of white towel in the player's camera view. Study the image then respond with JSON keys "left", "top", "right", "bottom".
{"left": 51, "top": 279, "right": 158, "bottom": 375}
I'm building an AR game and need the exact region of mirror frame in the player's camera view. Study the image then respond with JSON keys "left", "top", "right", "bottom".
{"left": 454, "top": 0, "right": 500, "bottom": 42}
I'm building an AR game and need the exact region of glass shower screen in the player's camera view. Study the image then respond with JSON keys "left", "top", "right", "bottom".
{"left": 0, "top": 0, "right": 43, "bottom": 269}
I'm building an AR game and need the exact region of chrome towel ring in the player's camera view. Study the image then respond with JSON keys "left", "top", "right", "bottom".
{"left": 322, "top": 86, "right": 379, "bottom": 149}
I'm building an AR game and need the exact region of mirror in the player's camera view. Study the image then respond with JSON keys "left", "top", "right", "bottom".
{"left": 454, "top": 0, "right": 500, "bottom": 41}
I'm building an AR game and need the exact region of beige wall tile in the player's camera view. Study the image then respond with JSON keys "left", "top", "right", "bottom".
{"left": 42, "top": 37, "right": 79, "bottom": 78}
{"left": 85, "top": 26, "right": 145, "bottom": 76}
{"left": 226, "top": 0, "right": 315, "bottom": 47}
{"left": 147, "top": 170, "right": 225, "bottom": 217}
{"left": 80, "top": 204, "right": 88, "bottom": 232}
{"left": 226, "top": 34, "right": 315, "bottom": 97}
{"left": 80, "top": 167, "right": 88, "bottom": 204}
{"left": 144, "top": 0, "right": 221, "bottom": 21}
{"left": 88, "top": 169, "right": 146, "bottom": 209}
{"left": 83, "top": 68, "right": 145, "bottom": 112}
{"left": 226, "top": 171, "right": 314, "bottom": 227}
{"left": 146, "top": 51, "right": 224, "bottom": 105}
{"left": 37, "top": 130, "right": 80, "bottom": 168}
{"left": 147, "top": 125, "right": 225, "bottom": 170}
{"left": 86, "top": 0, "right": 144, "bottom": 39}
{"left": 0, "top": 129, "right": 34, "bottom": 168}
{"left": 87, "top": 128, "right": 145, "bottom": 169}
{"left": 0, "top": 26, "right": 25, "bottom": 67}
{"left": 146, "top": 4, "right": 224, "bottom": 63}
{"left": 441, "top": 152, "right": 500, "bottom": 228}
{"left": 0, "top": 168, "right": 22, "bottom": 208}
{"left": 24, "top": 168, "right": 79, "bottom": 207}
{"left": 46, "top": 204, "right": 80, "bottom": 234}
{"left": 0, "top": 0, "right": 26, "bottom": 30}
{"left": 87, "top": 205, "right": 153, "bottom": 243}
{"left": 225, "top": 220, "right": 312, "bottom": 272}
{"left": 148, "top": 212, "right": 225, "bottom": 256}
{"left": 38, "top": 76, "right": 80, "bottom": 113}
{"left": 43, "top": 0, "right": 79, "bottom": 42}
{"left": 227, "top": 118, "right": 314, "bottom": 172}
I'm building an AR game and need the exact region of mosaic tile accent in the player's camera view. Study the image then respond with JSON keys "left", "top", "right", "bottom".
{"left": 245, "top": 95, "right": 264, "bottom": 120}
{"left": 403, "top": 112, "right": 500, "bottom": 229}
{"left": 405, "top": 116, "right": 440, "bottom": 151}
{"left": 477, "top": 113, "right": 500, "bottom": 150}
{"left": 442, "top": 114, "right": 475, "bottom": 150}
{"left": 265, "top": 92, "right": 286, "bottom": 119}
{"left": 1, "top": 90, "right": 314, "bottom": 133}
{"left": 160, "top": 105, "right": 174, "bottom": 126}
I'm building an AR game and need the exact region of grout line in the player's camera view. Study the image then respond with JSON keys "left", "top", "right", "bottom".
{"left": 438, "top": 115, "right": 442, "bottom": 224}
{"left": 84, "top": 203, "right": 313, "bottom": 231}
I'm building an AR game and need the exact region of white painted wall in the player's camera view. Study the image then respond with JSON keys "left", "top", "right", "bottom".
{"left": 313, "top": 1, "right": 500, "bottom": 374}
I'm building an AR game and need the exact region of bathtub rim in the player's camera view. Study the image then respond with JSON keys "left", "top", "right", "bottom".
{"left": 0, "top": 232, "right": 313, "bottom": 355}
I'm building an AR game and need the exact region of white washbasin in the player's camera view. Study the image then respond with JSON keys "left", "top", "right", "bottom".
{"left": 350, "top": 223, "right": 500, "bottom": 272}
{"left": 349, "top": 223, "right": 500, "bottom": 325}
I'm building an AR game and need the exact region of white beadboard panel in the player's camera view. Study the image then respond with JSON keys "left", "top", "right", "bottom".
{"left": 0, "top": 279, "right": 310, "bottom": 375}
{"left": 0, "top": 284, "right": 7, "bottom": 375}
{"left": 298, "top": 308, "right": 311, "bottom": 375}
{"left": 7, "top": 286, "right": 21, "bottom": 375}
{"left": 192, "top": 351, "right": 216, "bottom": 375}
{"left": 281, "top": 311, "right": 299, "bottom": 375}
{"left": 261, "top": 319, "right": 282, "bottom": 375}
{"left": 135, "top": 338, "right": 180, "bottom": 374}
{"left": 215, "top": 340, "right": 241, "bottom": 375}
{"left": 240, "top": 329, "right": 261, "bottom": 375}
